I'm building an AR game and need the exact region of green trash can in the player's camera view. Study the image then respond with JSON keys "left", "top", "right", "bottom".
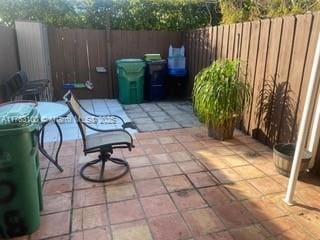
{"left": 0, "top": 102, "right": 42, "bottom": 238}
{"left": 116, "top": 59, "right": 146, "bottom": 104}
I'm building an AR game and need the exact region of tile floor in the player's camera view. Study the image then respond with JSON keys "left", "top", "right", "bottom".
{"left": 122, "top": 101, "right": 201, "bottom": 132}
{"left": 17, "top": 127, "right": 320, "bottom": 240}
{"left": 44, "top": 100, "right": 199, "bottom": 142}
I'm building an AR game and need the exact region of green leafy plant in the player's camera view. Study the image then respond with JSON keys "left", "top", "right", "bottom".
{"left": 192, "top": 59, "right": 250, "bottom": 138}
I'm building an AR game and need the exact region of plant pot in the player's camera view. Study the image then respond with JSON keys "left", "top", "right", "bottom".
{"left": 273, "top": 143, "right": 312, "bottom": 177}
{"left": 208, "top": 119, "right": 236, "bottom": 140}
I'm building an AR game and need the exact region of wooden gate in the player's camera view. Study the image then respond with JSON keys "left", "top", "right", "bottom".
{"left": 48, "top": 28, "right": 112, "bottom": 99}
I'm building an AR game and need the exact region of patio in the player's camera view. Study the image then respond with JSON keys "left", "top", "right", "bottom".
{"left": 24, "top": 116, "right": 320, "bottom": 240}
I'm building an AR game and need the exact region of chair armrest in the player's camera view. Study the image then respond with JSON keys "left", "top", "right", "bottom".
{"left": 122, "top": 122, "right": 137, "bottom": 129}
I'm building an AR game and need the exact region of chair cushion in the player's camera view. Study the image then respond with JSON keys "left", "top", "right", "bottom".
{"left": 86, "top": 130, "right": 131, "bottom": 150}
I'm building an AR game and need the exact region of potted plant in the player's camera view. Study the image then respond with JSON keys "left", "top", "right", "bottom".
{"left": 192, "top": 59, "right": 250, "bottom": 140}
{"left": 273, "top": 143, "right": 312, "bottom": 177}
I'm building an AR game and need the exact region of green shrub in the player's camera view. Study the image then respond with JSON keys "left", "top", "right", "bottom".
{"left": 192, "top": 59, "right": 251, "bottom": 127}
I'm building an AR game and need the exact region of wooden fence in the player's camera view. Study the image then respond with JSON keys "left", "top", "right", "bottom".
{"left": 48, "top": 28, "right": 182, "bottom": 99}
{"left": 184, "top": 12, "right": 320, "bottom": 146}
{"left": 0, "top": 26, "right": 20, "bottom": 95}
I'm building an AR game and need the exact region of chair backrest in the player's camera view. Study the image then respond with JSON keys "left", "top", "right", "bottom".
{"left": 63, "top": 91, "right": 87, "bottom": 149}
{"left": 16, "top": 71, "right": 29, "bottom": 86}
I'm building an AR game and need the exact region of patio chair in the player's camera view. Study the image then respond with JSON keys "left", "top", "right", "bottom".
{"left": 63, "top": 90, "right": 136, "bottom": 182}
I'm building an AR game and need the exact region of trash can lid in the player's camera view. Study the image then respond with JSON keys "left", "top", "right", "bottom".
{"left": 0, "top": 102, "right": 38, "bottom": 129}
{"left": 116, "top": 58, "right": 145, "bottom": 64}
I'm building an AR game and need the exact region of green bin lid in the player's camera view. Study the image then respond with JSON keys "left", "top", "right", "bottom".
{"left": 144, "top": 54, "right": 161, "bottom": 61}
{"left": 116, "top": 58, "right": 145, "bottom": 64}
{"left": 0, "top": 103, "right": 38, "bottom": 129}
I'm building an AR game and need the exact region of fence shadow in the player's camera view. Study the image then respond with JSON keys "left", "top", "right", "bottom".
{"left": 252, "top": 76, "right": 296, "bottom": 146}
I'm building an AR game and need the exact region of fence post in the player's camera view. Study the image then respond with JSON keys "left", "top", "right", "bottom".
{"left": 105, "top": 11, "right": 113, "bottom": 98}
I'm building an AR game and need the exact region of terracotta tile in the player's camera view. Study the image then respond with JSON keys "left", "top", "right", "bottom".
{"left": 247, "top": 176, "right": 284, "bottom": 195}
{"left": 199, "top": 186, "right": 235, "bottom": 206}
{"left": 72, "top": 205, "right": 108, "bottom": 232}
{"left": 31, "top": 211, "right": 70, "bottom": 240}
{"left": 122, "top": 147, "right": 145, "bottom": 157}
{"left": 162, "top": 175, "right": 193, "bottom": 192}
{"left": 221, "top": 139, "right": 242, "bottom": 146}
{"left": 135, "top": 178, "right": 167, "bottom": 197}
{"left": 264, "top": 192, "right": 307, "bottom": 214}
{"left": 163, "top": 143, "right": 185, "bottom": 153}
{"left": 211, "top": 168, "right": 243, "bottom": 184}
{"left": 149, "top": 153, "right": 173, "bottom": 164}
{"left": 149, "top": 213, "right": 192, "bottom": 240}
{"left": 171, "top": 190, "right": 207, "bottom": 210}
{"left": 247, "top": 142, "right": 272, "bottom": 152}
{"left": 46, "top": 165, "right": 74, "bottom": 180}
{"left": 213, "top": 202, "right": 257, "bottom": 228}
{"left": 105, "top": 183, "right": 136, "bottom": 202}
{"left": 227, "top": 145, "right": 257, "bottom": 156}
{"left": 74, "top": 176, "right": 104, "bottom": 190}
{"left": 139, "top": 138, "right": 160, "bottom": 145}
{"left": 182, "top": 208, "right": 225, "bottom": 236}
{"left": 48, "top": 235, "right": 70, "bottom": 240}
{"left": 126, "top": 156, "right": 151, "bottom": 168}
{"left": 135, "top": 132, "right": 156, "bottom": 140}
{"left": 140, "top": 194, "right": 177, "bottom": 217}
{"left": 195, "top": 231, "right": 233, "bottom": 240}
{"left": 42, "top": 192, "right": 72, "bottom": 214}
{"left": 73, "top": 187, "right": 105, "bottom": 208}
{"left": 177, "top": 161, "right": 205, "bottom": 173}
{"left": 229, "top": 224, "right": 270, "bottom": 240}
{"left": 198, "top": 157, "right": 229, "bottom": 170}
{"left": 43, "top": 177, "right": 73, "bottom": 195}
{"left": 71, "top": 227, "right": 111, "bottom": 240}
{"left": 154, "top": 163, "right": 182, "bottom": 177}
{"left": 169, "top": 151, "right": 193, "bottom": 162}
{"left": 57, "top": 154, "right": 76, "bottom": 166}
{"left": 175, "top": 135, "right": 197, "bottom": 143}
{"left": 207, "top": 147, "right": 235, "bottom": 156}
{"left": 108, "top": 199, "right": 144, "bottom": 224}
{"left": 233, "top": 165, "right": 265, "bottom": 179}
{"left": 292, "top": 211, "right": 320, "bottom": 239}
{"left": 188, "top": 172, "right": 217, "bottom": 188}
{"left": 111, "top": 220, "right": 152, "bottom": 240}
{"left": 143, "top": 144, "right": 165, "bottom": 154}
{"left": 223, "top": 155, "right": 250, "bottom": 167}
{"left": 158, "top": 136, "right": 177, "bottom": 144}
{"left": 253, "top": 161, "right": 279, "bottom": 176}
{"left": 182, "top": 141, "right": 206, "bottom": 151}
{"left": 242, "top": 198, "right": 285, "bottom": 221}
{"left": 261, "top": 216, "right": 311, "bottom": 239}
{"left": 225, "top": 181, "right": 262, "bottom": 200}
{"left": 295, "top": 187, "right": 320, "bottom": 208}
{"left": 130, "top": 166, "right": 158, "bottom": 180}
{"left": 105, "top": 173, "right": 132, "bottom": 186}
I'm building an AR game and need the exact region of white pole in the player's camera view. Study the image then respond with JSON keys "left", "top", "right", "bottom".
{"left": 307, "top": 90, "right": 320, "bottom": 168}
{"left": 284, "top": 33, "right": 320, "bottom": 205}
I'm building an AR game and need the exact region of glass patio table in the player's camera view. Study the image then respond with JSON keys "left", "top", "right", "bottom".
{"left": 36, "top": 102, "right": 70, "bottom": 172}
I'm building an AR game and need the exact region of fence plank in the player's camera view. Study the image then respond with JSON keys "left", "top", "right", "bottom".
{"left": 297, "top": 12, "right": 320, "bottom": 141}
{"left": 272, "top": 16, "right": 296, "bottom": 143}
{"left": 250, "top": 19, "right": 271, "bottom": 139}
{"left": 221, "top": 25, "right": 229, "bottom": 58}
{"left": 242, "top": 20, "right": 260, "bottom": 134}
{"left": 279, "top": 14, "right": 313, "bottom": 143}
{"left": 233, "top": 23, "right": 243, "bottom": 60}
{"left": 258, "top": 17, "right": 283, "bottom": 144}
{"left": 227, "top": 24, "right": 236, "bottom": 59}
{"left": 216, "top": 25, "right": 224, "bottom": 59}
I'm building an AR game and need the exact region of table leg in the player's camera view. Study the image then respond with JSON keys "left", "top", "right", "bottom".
{"left": 38, "top": 121, "right": 64, "bottom": 172}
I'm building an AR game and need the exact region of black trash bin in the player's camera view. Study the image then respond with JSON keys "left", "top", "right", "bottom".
{"left": 145, "top": 60, "right": 167, "bottom": 101}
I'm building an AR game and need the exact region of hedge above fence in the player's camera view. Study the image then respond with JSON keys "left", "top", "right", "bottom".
{"left": 0, "top": 0, "right": 221, "bottom": 30}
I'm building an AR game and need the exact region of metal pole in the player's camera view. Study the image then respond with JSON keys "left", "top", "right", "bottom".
{"left": 284, "top": 33, "right": 320, "bottom": 205}
{"left": 307, "top": 89, "right": 320, "bottom": 168}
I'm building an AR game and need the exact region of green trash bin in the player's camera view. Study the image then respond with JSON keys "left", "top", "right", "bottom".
{"left": 0, "top": 102, "right": 42, "bottom": 238}
{"left": 116, "top": 59, "right": 146, "bottom": 104}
